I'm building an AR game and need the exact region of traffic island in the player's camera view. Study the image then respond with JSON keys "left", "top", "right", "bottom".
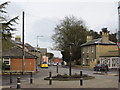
{"left": 44, "top": 73, "right": 95, "bottom": 81}
{"left": 93, "top": 71, "right": 108, "bottom": 75}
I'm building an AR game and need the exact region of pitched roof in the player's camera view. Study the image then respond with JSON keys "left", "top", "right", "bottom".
{"left": 25, "top": 43, "right": 37, "bottom": 52}
{"left": 11, "top": 40, "right": 39, "bottom": 52}
{"left": 11, "top": 40, "right": 22, "bottom": 45}
{"left": 2, "top": 46, "right": 38, "bottom": 58}
{"left": 81, "top": 38, "right": 116, "bottom": 47}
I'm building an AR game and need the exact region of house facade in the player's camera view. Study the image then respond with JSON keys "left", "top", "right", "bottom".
{"left": 13, "top": 36, "right": 41, "bottom": 70}
{"left": 52, "top": 57, "right": 63, "bottom": 65}
{"left": 81, "top": 32, "right": 119, "bottom": 68}
{"left": 14, "top": 36, "right": 48, "bottom": 67}
{"left": 99, "top": 56, "right": 119, "bottom": 69}
{"left": 2, "top": 46, "right": 37, "bottom": 72}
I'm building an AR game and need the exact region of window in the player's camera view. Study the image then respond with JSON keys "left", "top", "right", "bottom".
{"left": 87, "top": 47, "right": 89, "bottom": 53}
{"left": 87, "top": 53, "right": 89, "bottom": 57}
{"left": 83, "top": 58, "right": 85, "bottom": 64}
{"left": 83, "top": 51, "right": 84, "bottom": 54}
{"left": 112, "top": 58, "right": 119, "bottom": 68}
{"left": 92, "top": 46, "right": 94, "bottom": 53}
{"left": 92, "top": 58, "right": 94, "bottom": 62}
{"left": 3, "top": 58, "right": 10, "bottom": 65}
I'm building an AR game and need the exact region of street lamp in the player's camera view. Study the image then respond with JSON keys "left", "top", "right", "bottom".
{"left": 118, "top": 1, "right": 120, "bottom": 87}
{"left": 37, "top": 35, "right": 43, "bottom": 49}
{"left": 36, "top": 35, "right": 43, "bottom": 71}
{"left": 68, "top": 43, "right": 74, "bottom": 76}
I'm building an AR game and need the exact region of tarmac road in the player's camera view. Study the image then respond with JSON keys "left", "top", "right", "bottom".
{"left": 1, "top": 66, "right": 119, "bottom": 88}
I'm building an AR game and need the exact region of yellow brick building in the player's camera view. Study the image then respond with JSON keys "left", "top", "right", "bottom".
{"left": 81, "top": 32, "right": 119, "bottom": 68}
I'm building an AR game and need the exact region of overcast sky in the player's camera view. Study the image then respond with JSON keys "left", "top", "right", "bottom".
{"left": 0, "top": 0, "right": 119, "bottom": 58}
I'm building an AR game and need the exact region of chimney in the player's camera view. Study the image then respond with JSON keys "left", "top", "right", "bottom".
{"left": 87, "top": 36, "right": 93, "bottom": 42}
{"left": 15, "top": 35, "right": 21, "bottom": 42}
{"left": 102, "top": 32, "right": 109, "bottom": 43}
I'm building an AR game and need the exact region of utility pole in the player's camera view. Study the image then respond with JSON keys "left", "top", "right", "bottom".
{"left": 22, "top": 11, "right": 25, "bottom": 74}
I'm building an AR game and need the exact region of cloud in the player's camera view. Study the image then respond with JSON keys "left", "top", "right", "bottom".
{"left": 2, "top": 0, "right": 119, "bottom": 57}
{"left": 25, "top": 17, "right": 58, "bottom": 44}
{"left": 1, "top": 0, "right": 119, "bottom": 3}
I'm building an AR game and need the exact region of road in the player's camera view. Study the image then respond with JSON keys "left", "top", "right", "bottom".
{"left": 1, "top": 65, "right": 119, "bottom": 88}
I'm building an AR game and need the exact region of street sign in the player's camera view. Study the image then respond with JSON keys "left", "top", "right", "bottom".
{"left": 116, "top": 42, "right": 120, "bottom": 50}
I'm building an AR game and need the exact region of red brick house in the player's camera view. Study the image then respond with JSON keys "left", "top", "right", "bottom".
{"left": 2, "top": 46, "right": 37, "bottom": 72}
{"left": 52, "top": 58, "right": 63, "bottom": 65}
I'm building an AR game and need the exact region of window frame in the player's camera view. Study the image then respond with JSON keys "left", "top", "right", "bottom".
{"left": 3, "top": 58, "right": 10, "bottom": 65}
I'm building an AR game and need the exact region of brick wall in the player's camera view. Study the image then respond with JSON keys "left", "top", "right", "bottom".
{"left": 10, "top": 58, "right": 36, "bottom": 72}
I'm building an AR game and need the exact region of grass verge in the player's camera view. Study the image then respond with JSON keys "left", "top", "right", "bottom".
{"left": 44, "top": 73, "right": 95, "bottom": 81}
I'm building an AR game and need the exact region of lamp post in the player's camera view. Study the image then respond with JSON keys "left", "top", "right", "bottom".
{"left": 36, "top": 35, "right": 43, "bottom": 70}
{"left": 37, "top": 35, "right": 43, "bottom": 49}
{"left": 68, "top": 43, "right": 74, "bottom": 76}
{"left": 118, "top": 1, "right": 120, "bottom": 87}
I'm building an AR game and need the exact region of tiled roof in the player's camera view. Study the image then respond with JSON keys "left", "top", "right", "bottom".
{"left": 25, "top": 43, "right": 37, "bottom": 52}
{"left": 11, "top": 40, "right": 39, "bottom": 52}
{"left": 11, "top": 40, "right": 22, "bottom": 45}
{"left": 81, "top": 38, "right": 116, "bottom": 47}
{"left": 2, "top": 46, "right": 38, "bottom": 58}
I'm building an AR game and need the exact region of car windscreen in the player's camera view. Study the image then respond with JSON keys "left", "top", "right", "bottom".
{"left": 42, "top": 62, "right": 47, "bottom": 64}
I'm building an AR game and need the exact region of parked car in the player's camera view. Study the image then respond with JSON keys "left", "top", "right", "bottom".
{"left": 94, "top": 64, "right": 109, "bottom": 71}
{"left": 53, "top": 63, "right": 61, "bottom": 66}
{"left": 53, "top": 63, "right": 57, "bottom": 66}
{"left": 41, "top": 62, "right": 48, "bottom": 68}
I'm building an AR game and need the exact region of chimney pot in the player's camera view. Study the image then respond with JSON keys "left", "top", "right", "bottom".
{"left": 15, "top": 35, "right": 21, "bottom": 42}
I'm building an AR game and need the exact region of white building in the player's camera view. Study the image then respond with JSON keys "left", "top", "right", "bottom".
{"left": 99, "top": 56, "right": 119, "bottom": 69}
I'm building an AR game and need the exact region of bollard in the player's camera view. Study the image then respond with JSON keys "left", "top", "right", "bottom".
{"left": 80, "top": 71, "right": 83, "bottom": 86}
{"left": 57, "top": 63, "right": 58, "bottom": 73}
{"left": 16, "top": 77, "right": 21, "bottom": 89}
{"left": 10, "top": 72, "right": 12, "bottom": 84}
{"left": 49, "top": 72, "right": 52, "bottom": 85}
{"left": 21, "top": 72, "right": 24, "bottom": 75}
{"left": 30, "top": 72, "right": 33, "bottom": 84}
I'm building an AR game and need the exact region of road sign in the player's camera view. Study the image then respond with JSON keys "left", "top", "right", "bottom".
{"left": 116, "top": 42, "right": 120, "bottom": 50}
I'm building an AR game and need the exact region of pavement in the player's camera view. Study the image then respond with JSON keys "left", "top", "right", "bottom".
{"left": 1, "top": 66, "right": 119, "bottom": 89}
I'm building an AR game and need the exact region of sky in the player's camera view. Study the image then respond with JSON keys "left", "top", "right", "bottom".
{"left": 0, "top": 0, "right": 119, "bottom": 58}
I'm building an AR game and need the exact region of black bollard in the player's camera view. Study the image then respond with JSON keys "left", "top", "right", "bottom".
{"left": 10, "top": 72, "right": 12, "bottom": 84}
{"left": 49, "top": 72, "right": 52, "bottom": 85}
{"left": 30, "top": 72, "right": 33, "bottom": 84}
{"left": 57, "top": 63, "right": 58, "bottom": 73}
{"left": 16, "top": 77, "right": 21, "bottom": 89}
{"left": 80, "top": 71, "right": 83, "bottom": 86}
